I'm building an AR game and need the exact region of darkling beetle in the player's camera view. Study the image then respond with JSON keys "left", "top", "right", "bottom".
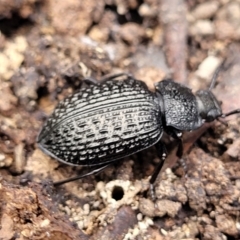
{"left": 37, "top": 62, "right": 240, "bottom": 187}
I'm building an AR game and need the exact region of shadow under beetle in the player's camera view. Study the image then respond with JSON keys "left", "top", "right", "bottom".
{"left": 37, "top": 67, "right": 240, "bottom": 186}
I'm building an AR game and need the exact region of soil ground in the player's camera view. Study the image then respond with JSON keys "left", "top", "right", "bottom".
{"left": 1, "top": 0, "right": 240, "bottom": 239}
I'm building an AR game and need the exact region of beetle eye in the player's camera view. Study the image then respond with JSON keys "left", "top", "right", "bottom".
{"left": 206, "top": 109, "right": 221, "bottom": 122}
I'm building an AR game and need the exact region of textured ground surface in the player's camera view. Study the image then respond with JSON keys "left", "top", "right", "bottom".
{"left": 1, "top": 0, "right": 240, "bottom": 239}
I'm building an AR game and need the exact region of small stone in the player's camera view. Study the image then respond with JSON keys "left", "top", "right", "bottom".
{"left": 216, "top": 214, "right": 238, "bottom": 236}
{"left": 196, "top": 56, "right": 221, "bottom": 80}
{"left": 190, "top": 20, "right": 215, "bottom": 36}
{"left": 0, "top": 154, "right": 5, "bottom": 161}
{"left": 191, "top": 1, "right": 219, "bottom": 20}
{"left": 40, "top": 219, "right": 50, "bottom": 227}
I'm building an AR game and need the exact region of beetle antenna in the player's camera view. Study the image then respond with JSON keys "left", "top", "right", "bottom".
{"left": 209, "top": 59, "right": 226, "bottom": 91}
{"left": 221, "top": 109, "right": 240, "bottom": 118}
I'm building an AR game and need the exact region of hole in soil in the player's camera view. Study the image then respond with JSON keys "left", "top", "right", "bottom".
{"left": 111, "top": 185, "right": 124, "bottom": 200}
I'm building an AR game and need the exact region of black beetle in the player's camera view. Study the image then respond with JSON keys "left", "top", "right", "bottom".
{"left": 37, "top": 69, "right": 240, "bottom": 186}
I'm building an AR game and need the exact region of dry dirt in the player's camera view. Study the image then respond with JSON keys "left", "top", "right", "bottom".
{"left": 1, "top": 0, "right": 240, "bottom": 239}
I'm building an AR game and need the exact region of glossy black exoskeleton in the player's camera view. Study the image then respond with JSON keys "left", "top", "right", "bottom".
{"left": 37, "top": 71, "right": 240, "bottom": 186}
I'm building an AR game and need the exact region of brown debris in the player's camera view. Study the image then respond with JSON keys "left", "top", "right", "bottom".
{"left": 0, "top": 0, "right": 41, "bottom": 19}
{"left": 92, "top": 206, "right": 137, "bottom": 240}
{"left": 48, "top": 0, "right": 105, "bottom": 36}
{"left": 159, "top": 0, "right": 188, "bottom": 84}
{"left": 216, "top": 214, "right": 238, "bottom": 236}
{"left": 155, "top": 199, "right": 182, "bottom": 218}
{"left": 1, "top": 0, "right": 240, "bottom": 239}
{"left": 119, "top": 23, "right": 146, "bottom": 45}
{"left": 0, "top": 180, "right": 88, "bottom": 240}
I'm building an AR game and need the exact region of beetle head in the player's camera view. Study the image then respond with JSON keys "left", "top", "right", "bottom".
{"left": 196, "top": 90, "right": 222, "bottom": 122}
{"left": 196, "top": 89, "right": 240, "bottom": 122}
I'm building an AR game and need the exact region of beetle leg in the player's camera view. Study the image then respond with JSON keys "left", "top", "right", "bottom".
{"left": 165, "top": 127, "right": 183, "bottom": 158}
{"left": 83, "top": 73, "right": 133, "bottom": 86}
{"left": 150, "top": 142, "right": 167, "bottom": 185}
{"left": 83, "top": 77, "right": 99, "bottom": 85}
{"left": 176, "top": 138, "right": 183, "bottom": 158}
{"left": 148, "top": 142, "right": 167, "bottom": 200}
{"left": 150, "top": 127, "right": 184, "bottom": 187}
{"left": 99, "top": 73, "right": 132, "bottom": 83}
{"left": 53, "top": 163, "right": 111, "bottom": 186}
